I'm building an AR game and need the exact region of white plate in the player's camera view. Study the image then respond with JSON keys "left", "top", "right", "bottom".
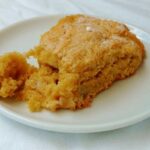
{"left": 0, "top": 14, "right": 150, "bottom": 133}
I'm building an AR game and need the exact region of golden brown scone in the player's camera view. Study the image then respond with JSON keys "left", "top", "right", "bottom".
{"left": 25, "top": 14, "right": 144, "bottom": 111}
{"left": 0, "top": 52, "right": 35, "bottom": 98}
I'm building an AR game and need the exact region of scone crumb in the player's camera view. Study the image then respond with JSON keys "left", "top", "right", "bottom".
{"left": 86, "top": 26, "right": 93, "bottom": 32}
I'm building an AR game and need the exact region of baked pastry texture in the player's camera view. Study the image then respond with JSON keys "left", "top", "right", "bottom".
{"left": 0, "top": 52, "right": 35, "bottom": 98}
{"left": 24, "top": 14, "right": 144, "bottom": 111}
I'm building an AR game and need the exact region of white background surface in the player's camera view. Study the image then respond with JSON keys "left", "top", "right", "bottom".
{"left": 0, "top": 0, "right": 150, "bottom": 149}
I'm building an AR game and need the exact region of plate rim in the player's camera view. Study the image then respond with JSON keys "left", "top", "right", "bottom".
{"left": 0, "top": 104, "right": 150, "bottom": 133}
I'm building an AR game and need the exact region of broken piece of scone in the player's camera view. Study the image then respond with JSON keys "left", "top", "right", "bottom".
{"left": 0, "top": 52, "right": 35, "bottom": 98}
{"left": 0, "top": 15, "right": 145, "bottom": 112}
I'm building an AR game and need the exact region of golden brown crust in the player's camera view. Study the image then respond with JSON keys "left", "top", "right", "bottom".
{"left": 39, "top": 15, "right": 143, "bottom": 71}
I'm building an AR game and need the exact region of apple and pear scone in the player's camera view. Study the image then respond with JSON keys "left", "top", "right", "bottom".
{"left": 0, "top": 15, "right": 144, "bottom": 112}
{"left": 24, "top": 15, "right": 144, "bottom": 111}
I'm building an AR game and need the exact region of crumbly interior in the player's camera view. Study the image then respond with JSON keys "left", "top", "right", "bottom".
{"left": 0, "top": 14, "right": 145, "bottom": 112}
{"left": 22, "top": 65, "right": 79, "bottom": 111}
{"left": 0, "top": 52, "right": 35, "bottom": 98}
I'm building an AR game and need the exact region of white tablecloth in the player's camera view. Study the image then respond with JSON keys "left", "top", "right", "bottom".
{"left": 0, "top": 0, "right": 150, "bottom": 149}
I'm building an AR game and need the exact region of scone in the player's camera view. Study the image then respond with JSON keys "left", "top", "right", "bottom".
{"left": 25, "top": 14, "right": 144, "bottom": 111}
{"left": 0, "top": 52, "right": 35, "bottom": 98}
